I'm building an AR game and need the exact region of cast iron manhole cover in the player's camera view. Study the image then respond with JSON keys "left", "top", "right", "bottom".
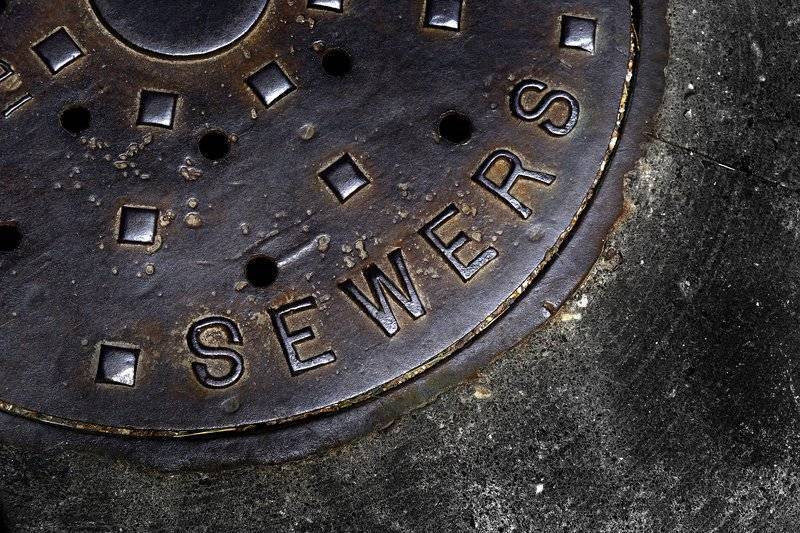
{"left": 0, "top": 0, "right": 667, "bottom": 465}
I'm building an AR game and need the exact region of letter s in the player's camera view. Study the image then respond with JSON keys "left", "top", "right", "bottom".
{"left": 511, "top": 79, "right": 580, "bottom": 137}
{"left": 187, "top": 316, "right": 244, "bottom": 389}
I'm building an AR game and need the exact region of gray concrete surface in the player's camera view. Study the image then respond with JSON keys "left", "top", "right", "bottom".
{"left": 2, "top": 1, "right": 800, "bottom": 530}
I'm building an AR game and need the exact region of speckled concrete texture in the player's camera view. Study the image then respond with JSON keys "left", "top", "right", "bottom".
{"left": 2, "top": 1, "right": 800, "bottom": 531}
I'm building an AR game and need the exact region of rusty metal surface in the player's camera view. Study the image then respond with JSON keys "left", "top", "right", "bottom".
{"left": 0, "top": 0, "right": 667, "bottom": 465}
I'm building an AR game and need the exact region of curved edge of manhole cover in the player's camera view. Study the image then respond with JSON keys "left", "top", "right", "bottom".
{"left": 88, "top": 0, "right": 271, "bottom": 58}
{"left": 0, "top": 0, "right": 669, "bottom": 468}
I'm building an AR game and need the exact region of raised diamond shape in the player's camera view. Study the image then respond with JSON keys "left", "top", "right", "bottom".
{"left": 137, "top": 90, "right": 178, "bottom": 128}
{"left": 33, "top": 28, "right": 83, "bottom": 74}
{"left": 247, "top": 62, "right": 296, "bottom": 108}
{"left": 424, "top": 0, "right": 463, "bottom": 31}
{"left": 561, "top": 15, "right": 597, "bottom": 53}
{"left": 308, "top": 0, "right": 343, "bottom": 12}
{"left": 96, "top": 344, "right": 139, "bottom": 387}
{"left": 118, "top": 206, "right": 159, "bottom": 245}
{"left": 319, "top": 154, "right": 370, "bottom": 203}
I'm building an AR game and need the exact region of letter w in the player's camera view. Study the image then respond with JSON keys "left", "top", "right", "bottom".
{"left": 338, "top": 249, "right": 426, "bottom": 337}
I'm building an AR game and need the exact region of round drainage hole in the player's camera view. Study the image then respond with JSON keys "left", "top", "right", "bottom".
{"left": 60, "top": 106, "right": 91, "bottom": 135}
{"left": 322, "top": 48, "right": 352, "bottom": 77}
{"left": 245, "top": 256, "right": 279, "bottom": 288}
{"left": 199, "top": 130, "right": 231, "bottom": 161}
{"left": 439, "top": 111, "right": 473, "bottom": 144}
{"left": 0, "top": 222, "right": 22, "bottom": 252}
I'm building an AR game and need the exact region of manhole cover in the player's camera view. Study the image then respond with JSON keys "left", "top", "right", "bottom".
{"left": 0, "top": 0, "right": 667, "bottom": 465}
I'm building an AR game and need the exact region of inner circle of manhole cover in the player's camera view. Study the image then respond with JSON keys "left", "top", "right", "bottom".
{"left": 90, "top": 0, "right": 270, "bottom": 58}
{"left": 0, "top": 1, "right": 667, "bottom": 464}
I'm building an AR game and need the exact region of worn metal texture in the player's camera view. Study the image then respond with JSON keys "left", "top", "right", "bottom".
{"left": 2, "top": 0, "right": 799, "bottom": 531}
{"left": 0, "top": 0, "right": 665, "bottom": 467}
